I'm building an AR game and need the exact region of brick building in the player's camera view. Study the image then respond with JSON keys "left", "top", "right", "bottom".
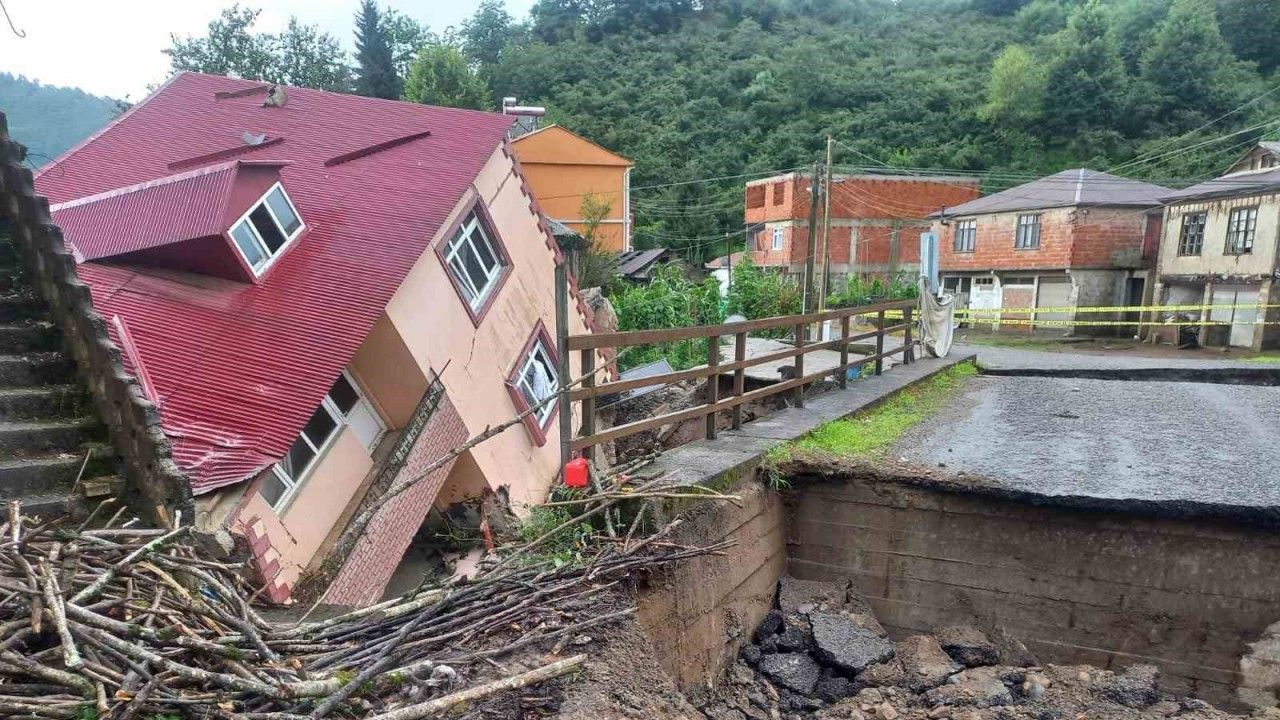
{"left": 1152, "top": 159, "right": 1280, "bottom": 351}
{"left": 743, "top": 172, "right": 980, "bottom": 285}
{"left": 931, "top": 169, "right": 1169, "bottom": 334}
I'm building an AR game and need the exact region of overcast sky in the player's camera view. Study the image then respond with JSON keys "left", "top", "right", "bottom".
{"left": 0, "top": 0, "right": 536, "bottom": 101}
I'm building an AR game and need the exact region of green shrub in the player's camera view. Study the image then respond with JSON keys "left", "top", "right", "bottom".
{"left": 826, "top": 271, "right": 918, "bottom": 309}
{"left": 724, "top": 258, "right": 802, "bottom": 337}
{"left": 611, "top": 265, "right": 724, "bottom": 371}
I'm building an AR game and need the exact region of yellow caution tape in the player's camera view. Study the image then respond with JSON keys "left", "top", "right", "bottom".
{"left": 956, "top": 303, "right": 1280, "bottom": 315}
{"left": 961, "top": 317, "right": 1280, "bottom": 327}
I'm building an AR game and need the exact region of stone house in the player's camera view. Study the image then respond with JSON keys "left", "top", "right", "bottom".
{"left": 931, "top": 169, "right": 1169, "bottom": 334}
{"left": 33, "top": 72, "right": 594, "bottom": 606}
{"left": 1152, "top": 160, "right": 1280, "bottom": 350}
{"left": 743, "top": 172, "right": 980, "bottom": 286}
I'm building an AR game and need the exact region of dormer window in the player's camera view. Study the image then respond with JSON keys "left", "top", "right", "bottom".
{"left": 230, "top": 183, "right": 304, "bottom": 275}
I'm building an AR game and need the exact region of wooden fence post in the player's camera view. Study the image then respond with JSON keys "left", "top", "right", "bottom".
{"left": 580, "top": 348, "right": 596, "bottom": 463}
{"left": 705, "top": 335, "right": 719, "bottom": 440}
{"left": 555, "top": 262, "right": 570, "bottom": 470}
{"left": 875, "top": 310, "right": 885, "bottom": 376}
{"left": 838, "top": 315, "right": 850, "bottom": 389}
{"left": 793, "top": 322, "right": 805, "bottom": 408}
{"left": 732, "top": 332, "right": 746, "bottom": 429}
{"left": 903, "top": 306, "right": 914, "bottom": 364}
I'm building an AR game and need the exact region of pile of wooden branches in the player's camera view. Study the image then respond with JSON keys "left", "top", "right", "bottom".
{"left": 0, "top": 492, "right": 729, "bottom": 720}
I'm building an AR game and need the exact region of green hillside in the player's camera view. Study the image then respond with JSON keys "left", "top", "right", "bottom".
{"left": 0, "top": 73, "right": 120, "bottom": 165}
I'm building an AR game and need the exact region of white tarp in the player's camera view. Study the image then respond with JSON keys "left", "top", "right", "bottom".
{"left": 917, "top": 277, "right": 955, "bottom": 358}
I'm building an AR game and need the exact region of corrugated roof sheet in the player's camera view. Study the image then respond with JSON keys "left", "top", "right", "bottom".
{"left": 35, "top": 72, "right": 516, "bottom": 494}
{"left": 1161, "top": 167, "right": 1280, "bottom": 203}
{"left": 616, "top": 248, "right": 670, "bottom": 277}
{"left": 940, "top": 169, "right": 1170, "bottom": 217}
{"left": 50, "top": 160, "right": 277, "bottom": 261}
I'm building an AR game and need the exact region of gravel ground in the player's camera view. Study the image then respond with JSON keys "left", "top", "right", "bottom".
{"left": 894, "top": 374, "right": 1280, "bottom": 507}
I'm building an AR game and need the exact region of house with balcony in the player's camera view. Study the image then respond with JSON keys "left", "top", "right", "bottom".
{"left": 1152, "top": 158, "right": 1280, "bottom": 350}
{"left": 743, "top": 172, "right": 980, "bottom": 284}
{"left": 34, "top": 72, "right": 593, "bottom": 606}
{"left": 931, "top": 169, "right": 1169, "bottom": 333}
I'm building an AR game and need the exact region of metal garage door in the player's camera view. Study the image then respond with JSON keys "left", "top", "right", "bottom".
{"left": 1210, "top": 285, "right": 1258, "bottom": 348}
{"left": 1036, "top": 277, "right": 1073, "bottom": 328}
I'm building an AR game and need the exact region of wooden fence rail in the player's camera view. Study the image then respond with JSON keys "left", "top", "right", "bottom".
{"left": 559, "top": 299, "right": 918, "bottom": 464}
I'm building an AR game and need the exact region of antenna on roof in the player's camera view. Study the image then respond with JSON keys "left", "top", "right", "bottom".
{"left": 262, "top": 85, "right": 288, "bottom": 109}
{"left": 503, "top": 96, "right": 545, "bottom": 139}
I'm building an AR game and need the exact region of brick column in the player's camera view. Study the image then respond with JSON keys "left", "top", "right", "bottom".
{"left": 325, "top": 393, "right": 470, "bottom": 607}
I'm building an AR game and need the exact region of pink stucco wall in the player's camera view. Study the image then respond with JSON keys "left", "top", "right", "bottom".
{"left": 383, "top": 144, "right": 587, "bottom": 509}
{"left": 228, "top": 143, "right": 591, "bottom": 603}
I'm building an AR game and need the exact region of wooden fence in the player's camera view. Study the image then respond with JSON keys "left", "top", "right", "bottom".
{"left": 558, "top": 299, "right": 918, "bottom": 465}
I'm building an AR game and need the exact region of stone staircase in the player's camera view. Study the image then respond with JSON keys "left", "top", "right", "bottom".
{"left": 0, "top": 235, "right": 122, "bottom": 518}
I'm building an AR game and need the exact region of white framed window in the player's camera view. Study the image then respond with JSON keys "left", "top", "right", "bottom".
{"left": 513, "top": 336, "right": 559, "bottom": 426}
{"left": 260, "top": 371, "right": 381, "bottom": 512}
{"left": 953, "top": 219, "right": 976, "bottom": 252}
{"left": 229, "top": 183, "right": 304, "bottom": 275}
{"left": 443, "top": 210, "right": 507, "bottom": 312}
{"left": 771, "top": 227, "right": 784, "bottom": 251}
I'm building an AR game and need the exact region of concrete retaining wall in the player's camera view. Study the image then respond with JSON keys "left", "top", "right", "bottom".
{"left": 788, "top": 475, "right": 1280, "bottom": 706}
{"left": 636, "top": 480, "right": 787, "bottom": 696}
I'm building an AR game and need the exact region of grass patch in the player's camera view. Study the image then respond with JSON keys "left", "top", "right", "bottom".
{"left": 1243, "top": 353, "right": 1280, "bottom": 364}
{"left": 772, "top": 362, "right": 978, "bottom": 462}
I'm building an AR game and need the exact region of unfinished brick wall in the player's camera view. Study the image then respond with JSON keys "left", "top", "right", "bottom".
{"left": 789, "top": 476, "right": 1280, "bottom": 707}
{"left": 938, "top": 206, "right": 1151, "bottom": 274}
{"left": 745, "top": 175, "right": 979, "bottom": 230}
{"left": 325, "top": 392, "right": 469, "bottom": 607}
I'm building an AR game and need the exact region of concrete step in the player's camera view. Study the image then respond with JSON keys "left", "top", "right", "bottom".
{"left": 0, "top": 353, "right": 75, "bottom": 386}
{"left": 0, "top": 446, "right": 117, "bottom": 498}
{"left": 0, "top": 418, "right": 104, "bottom": 454}
{"left": 0, "top": 385, "right": 86, "bottom": 420}
{"left": 0, "top": 293, "right": 44, "bottom": 322}
{"left": 0, "top": 321, "right": 60, "bottom": 353}
{"left": 14, "top": 493, "right": 80, "bottom": 521}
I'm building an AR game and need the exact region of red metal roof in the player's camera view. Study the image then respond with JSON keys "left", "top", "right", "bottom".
{"left": 50, "top": 160, "right": 284, "bottom": 262}
{"left": 36, "top": 72, "right": 516, "bottom": 494}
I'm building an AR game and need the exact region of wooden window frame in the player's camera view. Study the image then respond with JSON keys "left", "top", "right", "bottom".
{"left": 1014, "top": 213, "right": 1041, "bottom": 250}
{"left": 1177, "top": 212, "right": 1206, "bottom": 256}
{"left": 504, "top": 321, "right": 560, "bottom": 447}
{"left": 1225, "top": 206, "right": 1259, "bottom": 255}
{"left": 435, "top": 200, "right": 513, "bottom": 327}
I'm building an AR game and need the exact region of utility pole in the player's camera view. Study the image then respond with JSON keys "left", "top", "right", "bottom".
{"left": 802, "top": 162, "right": 821, "bottom": 331}
{"left": 819, "top": 135, "right": 834, "bottom": 311}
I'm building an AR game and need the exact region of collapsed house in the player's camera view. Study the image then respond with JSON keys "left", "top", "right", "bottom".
{"left": 20, "top": 71, "right": 593, "bottom": 605}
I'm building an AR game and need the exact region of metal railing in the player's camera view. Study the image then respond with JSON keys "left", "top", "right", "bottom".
{"left": 560, "top": 299, "right": 918, "bottom": 464}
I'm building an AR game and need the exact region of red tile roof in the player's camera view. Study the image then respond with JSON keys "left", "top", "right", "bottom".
{"left": 36, "top": 72, "right": 517, "bottom": 494}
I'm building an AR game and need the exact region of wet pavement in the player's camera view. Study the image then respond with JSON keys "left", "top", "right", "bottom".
{"left": 956, "top": 343, "right": 1261, "bottom": 371}
{"left": 896, "top": 373, "right": 1280, "bottom": 508}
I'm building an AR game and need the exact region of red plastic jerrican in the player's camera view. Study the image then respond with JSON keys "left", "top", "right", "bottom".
{"left": 563, "top": 458, "right": 590, "bottom": 489}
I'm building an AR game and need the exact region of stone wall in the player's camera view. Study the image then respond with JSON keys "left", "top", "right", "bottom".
{"left": 636, "top": 479, "right": 788, "bottom": 697}
{"left": 787, "top": 474, "right": 1280, "bottom": 707}
{"left": 0, "top": 114, "right": 191, "bottom": 522}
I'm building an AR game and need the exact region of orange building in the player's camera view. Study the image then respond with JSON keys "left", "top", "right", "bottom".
{"left": 509, "top": 124, "right": 633, "bottom": 253}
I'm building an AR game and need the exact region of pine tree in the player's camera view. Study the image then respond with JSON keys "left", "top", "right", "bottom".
{"left": 353, "top": 0, "right": 401, "bottom": 100}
